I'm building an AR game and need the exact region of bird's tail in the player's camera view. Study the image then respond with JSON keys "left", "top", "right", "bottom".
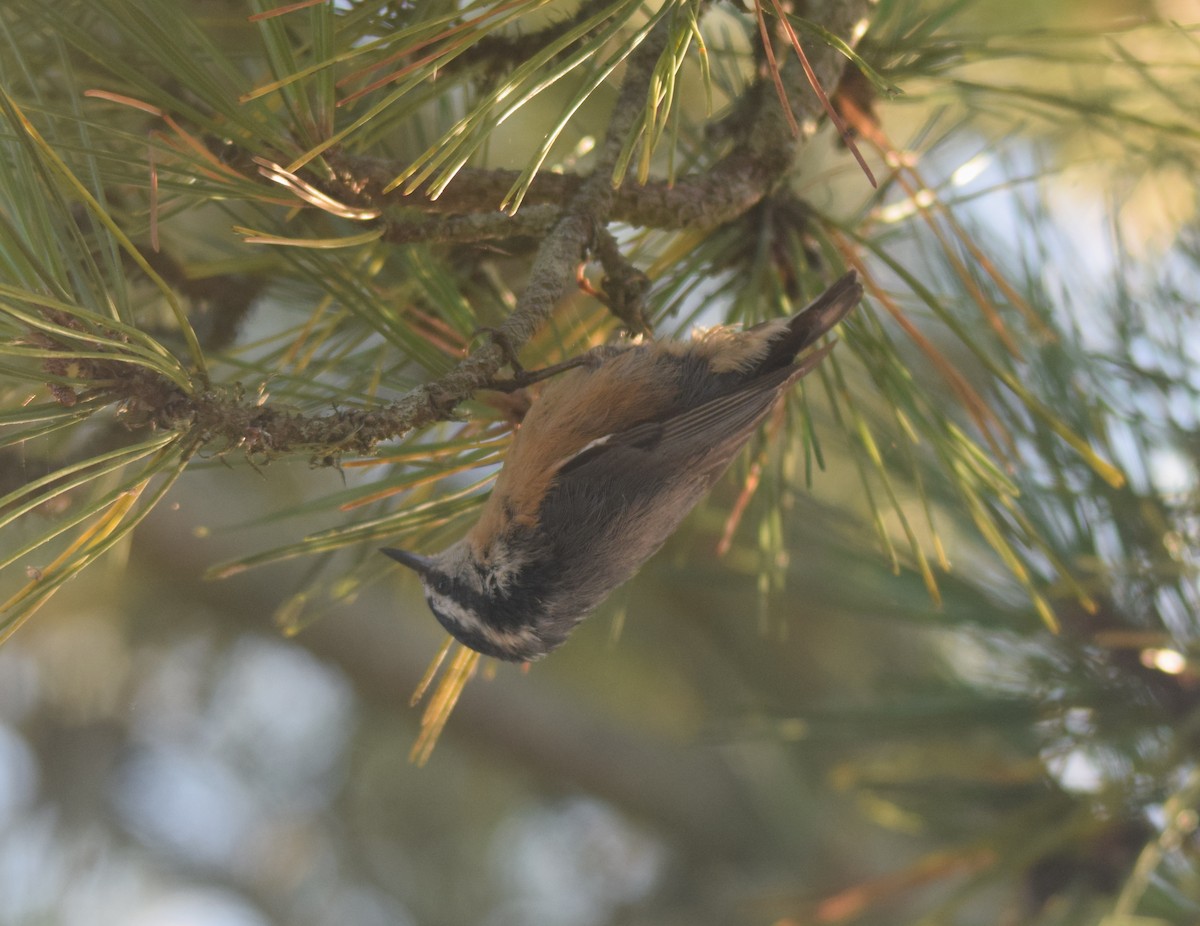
{"left": 760, "top": 270, "right": 863, "bottom": 372}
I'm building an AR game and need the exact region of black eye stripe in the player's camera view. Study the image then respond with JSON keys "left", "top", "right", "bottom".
{"left": 427, "top": 570, "right": 534, "bottom": 633}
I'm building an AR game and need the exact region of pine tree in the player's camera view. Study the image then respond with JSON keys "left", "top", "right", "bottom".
{"left": 1, "top": 1, "right": 1198, "bottom": 922}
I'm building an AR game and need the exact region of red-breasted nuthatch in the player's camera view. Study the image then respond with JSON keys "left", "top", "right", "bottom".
{"left": 383, "top": 271, "right": 862, "bottom": 661}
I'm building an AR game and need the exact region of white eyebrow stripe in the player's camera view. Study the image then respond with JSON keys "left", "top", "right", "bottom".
{"left": 426, "top": 588, "right": 542, "bottom": 654}
{"left": 426, "top": 589, "right": 473, "bottom": 629}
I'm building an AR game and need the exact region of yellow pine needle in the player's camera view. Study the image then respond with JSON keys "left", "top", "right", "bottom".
{"left": 843, "top": 252, "right": 1017, "bottom": 461}
{"left": 338, "top": 455, "right": 502, "bottom": 511}
{"left": 234, "top": 227, "right": 384, "bottom": 248}
{"left": 410, "top": 635, "right": 455, "bottom": 707}
{"left": 410, "top": 642, "right": 481, "bottom": 766}
{"left": 818, "top": 362, "right": 900, "bottom": 573}
{"left": 2, "top": 90, "right": 204, "bottom": 377}
{"left": 0, "top": 481, "right": 147, "bottom": 643}
{"left": 343, "top": 435, "right": 509, "bottom": 468}
{"left": 852, "top": 406, "right": 942, "bottom": 606}
{"left": 897, "top": 416, "right": 952, "bottom": 572}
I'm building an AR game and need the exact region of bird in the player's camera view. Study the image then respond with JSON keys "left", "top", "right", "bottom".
{"left": 383, "top": 271, "right": 863, "bottom": 662}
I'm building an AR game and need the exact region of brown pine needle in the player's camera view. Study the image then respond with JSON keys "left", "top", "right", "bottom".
{"left": 717, "top": 398, "right": 793, "bottom": 557}
{"left": 84, "top": 90, "right": 251, "bottom": 183}
{"left": 337, "top": 46, "right": 448, "bottom": 108}
{"left": 148, "top": 144, "right": 160, "bottom": 252}
{"left": 248, "top": 0, "right": 325, "bottom": 21}
{"left": 907, "top": 163, "right": 1055, "bottom": 339}
{"left": 334, "top": 0, "right": 537, "bottom": 105}
{"left": 767, "top": 0, "right": 877, "bottom": 188}
{"left": 718, "top": 457, "right": 764, "bottom": 557}
{"left": 836, "top": 90, "right": 1052, "bottom": 351}
{"left": 754, "top": 0, "right": 800, "bottom": 136}
{"left": 889, "top": 171, "right": 1024, "bottom": 359}
{"left": 810, "top": 847, "right": 996, "bottom": 922}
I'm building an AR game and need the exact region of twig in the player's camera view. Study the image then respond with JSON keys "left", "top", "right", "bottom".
{"left": 588, "top": 224, "right": 652, "bottom": 336}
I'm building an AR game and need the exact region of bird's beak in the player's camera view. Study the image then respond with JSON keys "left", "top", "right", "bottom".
{"left": 380, "top": 547, "right": 436, "bottom": 576}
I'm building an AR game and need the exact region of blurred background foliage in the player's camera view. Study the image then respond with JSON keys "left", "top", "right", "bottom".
{"left": 1, "top": 0, "right": 1199, "bottom": 924}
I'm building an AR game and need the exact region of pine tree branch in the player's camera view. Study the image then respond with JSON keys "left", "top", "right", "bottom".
{"left": 379, "top": 204, "right": 561, "bottom": 246}
{"left": 48, "top": 1, "right": 870, "bottom": 464}
{"left": 329, "top": 0, "right": 869, "bottom": 232}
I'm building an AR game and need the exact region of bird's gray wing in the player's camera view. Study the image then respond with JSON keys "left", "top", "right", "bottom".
{"left": 516, "top": 371, "right": 794, "bottom": 614}
{"left": 513, "top": 357, "right": 831, "bottom": 621}
{"left": 555, "top": 342, "right": 833, "bottom": 480}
